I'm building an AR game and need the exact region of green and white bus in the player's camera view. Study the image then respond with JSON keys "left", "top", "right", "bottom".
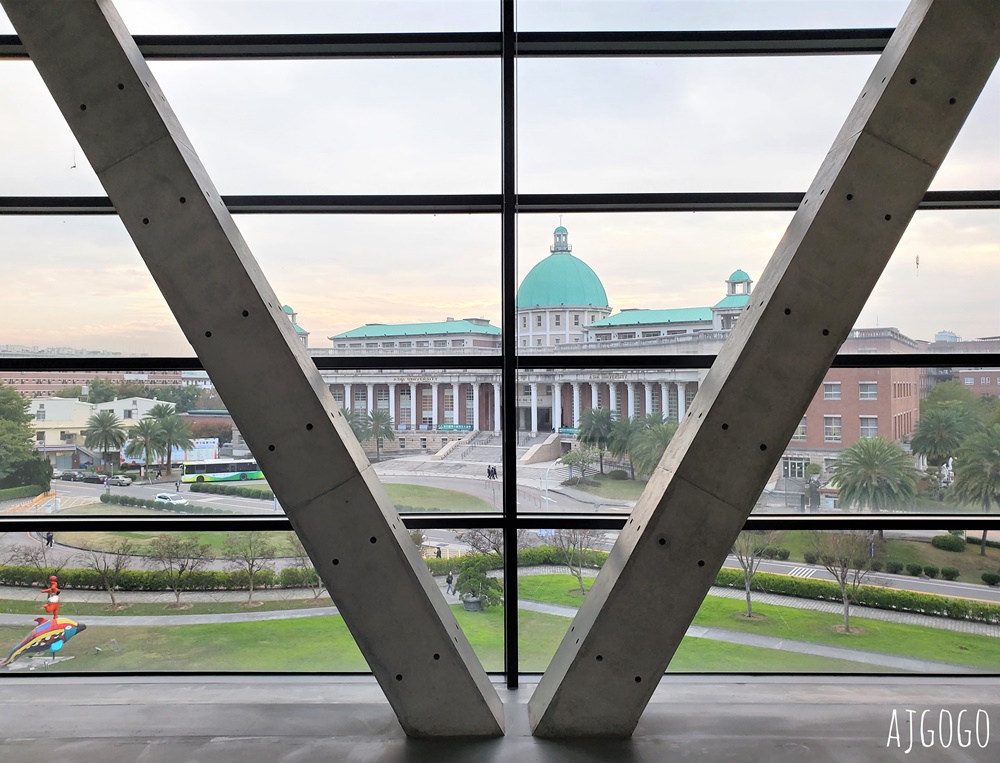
{"left": 181, "top": 458, "right": 264, "bottom": 483}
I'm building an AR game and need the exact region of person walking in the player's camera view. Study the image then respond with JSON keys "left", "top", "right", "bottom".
{"left": 44, "top": 531, "right": 54, "bottom": 548}
{"left": 445, "top": 571, "right": 454, "bottom": 595}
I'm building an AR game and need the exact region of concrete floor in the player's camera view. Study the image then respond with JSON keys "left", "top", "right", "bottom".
{"left": 1, "top": 675, "right": 998, "bottom": 762}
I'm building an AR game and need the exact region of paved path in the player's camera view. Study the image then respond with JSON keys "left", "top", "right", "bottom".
{"left": 3, "top": 568, "right": 998, "bottom": 673}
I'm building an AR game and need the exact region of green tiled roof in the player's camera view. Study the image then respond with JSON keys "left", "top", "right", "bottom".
{"left": 517, "top": 253, "right": 609, "bottom": 309}
{"left": 292, "top": 323, "right": 307, "bottom": 334}
{"left": 331, "top": 320, "right": 500, "bottom": 339}
{"left": 713, "top": 294, "right": 750, "bottom": 309}
{"left": 590, "top": 307, "right": 713, "bottom": 327}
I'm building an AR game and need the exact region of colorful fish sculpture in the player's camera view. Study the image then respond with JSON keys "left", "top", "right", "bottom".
{"left": 0, "top": 617, "right": 87, "bottom": 669}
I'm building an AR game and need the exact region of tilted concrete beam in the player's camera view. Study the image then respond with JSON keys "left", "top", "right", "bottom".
{"left": 529, "top": 0, "right": 999, "bottom": 737}
{"left": 1, "top": 0, "right": 503, "bottom": 737}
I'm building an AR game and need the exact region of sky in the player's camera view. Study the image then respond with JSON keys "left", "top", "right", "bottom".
{"left": 1, "top": 1, "right": 997, "bottom": 355}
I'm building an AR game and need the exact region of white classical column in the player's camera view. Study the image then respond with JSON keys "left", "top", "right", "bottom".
{"left": 571, "top": 381, "right": 581, "bottom": 428}
{"left": 659, "top": 382, "right": 668, "bottom": 417}
{"left": 608, "top": 382, "right": 617, "bottom": 417}
{"left": 472, "top": 382, "right": 480, "bottom": 431}
{"left": 409, "top": 382, "right": 417, "bottom": 430}
{"left": 388, "top": 383, "right": 396, "bottom": 427}
{"left": 677, "top": 381, "right": 688, "bottom": 421}
{"left": 530, "top": 382, "right": 538, "bottom": 434}
{"left": 644, "top": 382, "right": 652, "bottom": 418}
{"left": 431, "top": 382, "right": 439, "bottom": 429}
{"left": 344, "top": 383, "right": 353, "bottom": 412}
{"left": 552, "top": 382, "right": 562, "bottom": 430}
{"left": 366, "top": 383, "right": 375, "bottom": 414}
{"left": 491, "top": 381, "right": 500, "bottom": 433}
{"left": 626, "top": 382, "right": 636, "bottom": 420}
{"left": 451, "top": 381, "right": 460, "bottom": 425}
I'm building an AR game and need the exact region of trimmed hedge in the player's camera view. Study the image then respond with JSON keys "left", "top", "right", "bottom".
{"left": 941, "top": 567, "right": 960, "bottom": 581}
{"left": 0, "top": 564, "right": 279, "bottom": 592}
{"left": 931, "top": 534, "right": 966, "bottom": 553}
{"left": 983, "top": 572, "right": 1000, "bottom": 587}
{"left": 0, "top": 485, "right": 45, "bottom": 502}
{"left": 967, "top": 535, "right": 1000, "bottom": 551}
{"left": 906, "top": 563, "right": 924, "bottom": 576}
{"left": 923, "top": 565, "right": 939, "bottom": 579}
{"left": 886, "top": 561, "right": 904, "bottom": 574}
{"left": 191, "top": 483, "right": 275, "bottom": 501}
{"left": 99, "top": 493, "right": 229, "bottom": 514}
{"left": 716, "top": 568, "right": 1000, "bottom": 625}
{"left": 607, "top": 470, "right": 628, "bottom": 481}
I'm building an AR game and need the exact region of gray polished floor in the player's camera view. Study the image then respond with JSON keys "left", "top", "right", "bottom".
{"left": 1, "top": 675, "right": 998, "bottom": 762}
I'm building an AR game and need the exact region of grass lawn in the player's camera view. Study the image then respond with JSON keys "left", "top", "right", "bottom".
{"left": 56, "top": 529, "right": 300, "bottom": 557}
{"left": 383, "top": 484, "right": 494, "bottom": 512}
{"left": 0, "top": 605, "right": 900, "bottom": 675}
{"left": 775, "top": 530, "right": 1000, "bottom": 586}
{"left": 569, "top": 475, "right": 647, "bottom": 501}
{"left": 0, "top": 596, "right": 333, "bottom": 618}
{"left": 518, "top": 574, "right": 1000, "bottom": 671}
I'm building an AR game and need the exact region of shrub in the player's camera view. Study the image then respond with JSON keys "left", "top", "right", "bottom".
{"left": 982, "top": 572, "right": 1000, "bottom": 587}
{"left": 923, "top": 565, "right": 939, "bottom": 579}
{"left": 905, "top": 563, "right": 924, "bottom": 576}
{"left": 886, "top": 561, "right": 904, "bottom": 574}
{"left": 803, "top": 551, "right": 818, "bottom": 565}
{"left": 931, "top": 534, "right": 966, "bottom": 552}
{"left": 606, "top": 469, "right": 628, "bottom": 480}
{"left": 0, "top": 485, "right": 45, "bottom": 502}
{"left": 941, "top": 567, "right": 960, "bottom": 581}
{"left": 869, "top": 559, "right": 883, "bottom": 572}
{"left": 761, "top": 547, "right": 778, "bottom": 560}
{"left": 776, "top": 548, "right": 790, "bottom": 560}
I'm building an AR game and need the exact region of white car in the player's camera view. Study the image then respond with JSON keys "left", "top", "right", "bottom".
{"left": 107, "top": 476, "right": 132, "bottom": 487}
{"left": 153, "top": 492, "right": 188, "bottom": 506}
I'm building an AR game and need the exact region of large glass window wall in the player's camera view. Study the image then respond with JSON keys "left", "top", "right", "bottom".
{"left": 1, "top": 1, "right": 997, "bottom": 686}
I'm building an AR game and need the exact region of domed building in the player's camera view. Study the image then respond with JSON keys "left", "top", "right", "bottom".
{"left": 516, "top": 226, "right": 612, "bottom": 348}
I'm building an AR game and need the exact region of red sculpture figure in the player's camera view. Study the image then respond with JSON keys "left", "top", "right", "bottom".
{"left": 41, "top": 575, "right": 59, "bottom": 621}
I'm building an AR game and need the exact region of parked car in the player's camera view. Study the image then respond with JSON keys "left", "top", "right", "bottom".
{"left": 82, "top": 474, "right": 105, "bottom": 484}
{"left": 153, "top": 492, "right": 188, "bottom": 507}
{"left": 59, "top": 471, "right": 84, "bottom": 481}
{"left": 107, "top": 475, "right": 132, "bottom": 486}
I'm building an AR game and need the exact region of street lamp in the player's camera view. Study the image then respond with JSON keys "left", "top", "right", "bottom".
{"left": 542, "top": 457, "right": 563, "bottom": 510}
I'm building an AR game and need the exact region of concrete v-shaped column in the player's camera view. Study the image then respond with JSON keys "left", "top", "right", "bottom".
{"left": 529, "top": 0, "right": 999, "bottom": 737}
{"left": 1, "top": 0, "right": 503, "bottom": 737}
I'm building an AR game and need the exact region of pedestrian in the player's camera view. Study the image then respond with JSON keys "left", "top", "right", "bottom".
{"left": 445, "top": 571, "right": 454, "bottom": 594}
{"left": 44, "top": 531, "right": 54, "bottom": 548}
{"left": 175, "top": 480, "right": 180, "bottom": 492}
{"left": 156, "top": 468, "right": 162, "bottom": 479}
{"left": 487, "top": 465, "right": 493, "bottom": 480}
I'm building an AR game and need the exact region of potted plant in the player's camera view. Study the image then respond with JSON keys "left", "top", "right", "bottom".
{"left": 455, "top": 555, "right": 503, "bottom": 611}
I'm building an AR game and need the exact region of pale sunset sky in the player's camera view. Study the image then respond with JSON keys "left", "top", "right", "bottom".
{"left": 1, "top": 0, "right": 997, "bottom": 355}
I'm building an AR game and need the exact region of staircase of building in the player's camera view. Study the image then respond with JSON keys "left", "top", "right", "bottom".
{"left": 447, "top": 431, "right": 552, "bottom": 463}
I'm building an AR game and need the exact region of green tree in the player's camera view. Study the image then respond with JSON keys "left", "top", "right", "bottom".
{"left": 0, "top": 384, "right": 47, "bottom": 490}
{"left": 53, "top": 386, "right": 83, "bottom": 399}
{"left": 608, "top": 415, "right": 642, "bottom": 478}
{"left": 152, "top": 385, "right": 202, "bottom": 413}
{"left": 921, "top": 379, "right": 979, "bottom": 414}
{"left": 148, "top": 403, "right": 178, "bottom": 421}
{"left": 578, "top": 406, "right": 614, "bottom": 474}
{"left": 952, "top": 424, "right": 1000, "bottom": 556}
{"left": 154, "top": 414, "right": 194, "bottom": 476}
{"left": 360, "top": 408, "right": 395, "bottom": 462}
{"left": 82, "top": 410, "right": 127, "bottom": 475}
{"left": 829, "top": 436, "right": 918, "bottom": 513}
{"left": 191, "top": 421, "right": 234, "bottom": 444}
{"left": 630, "top": 422, "right": 679, "bottom": 479}
{"left": 911, "top": 406, "right": 979, "bottom": 466}
{"left": 561, "top": 445, "right": 598, "bottom": 482}
{"left": 124, "top": 417, "right": 165, "bottom": 475}
{"left": 341, "top": 408, "right": 365, "bottom": 441}
{"left": 85, "top": 378, "right": 118, "bottom": 404}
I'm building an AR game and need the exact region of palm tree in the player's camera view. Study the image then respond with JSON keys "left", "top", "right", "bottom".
{"left": 829, "top": 436, "right": 918, "bottom": 513}
{"left": 911, "top": 406, "right": 978, "bottom": 466}
{"left": 147, "top": 403, "right": 177, "bottom": 421}
{"left": 341, "top": 408, "right": 365, "bottom": 441}
{"left": 608, "top": 415, "right": 643, "bottom": 478}
{"left": 124, "top": 418, "right": 165, "bottom": 476}
{"left": 630, "top": 422, "right": 679, "bottom": 479}
{"left": 952, "top": 424, "right": 1000, "bottom": 556}
{"left": 578, "top": 407, "right": 614, "bottom": 474}
{"left": 155, "top": 414, "right": 194, "bottom": 476}
{"left": 82, "top": 410, "right": 127, "bottom": 475}
{"left": 361, "top": 409, "right": 395, "bottom": 462}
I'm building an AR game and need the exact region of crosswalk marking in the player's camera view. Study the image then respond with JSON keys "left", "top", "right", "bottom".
{"left": 787, "top": 566, "right": 816, "bottom": 578}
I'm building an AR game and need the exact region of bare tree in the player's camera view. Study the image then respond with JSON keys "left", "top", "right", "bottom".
{"left": 553, "top": 528, "right": 599, "bottom": 595}
{"left": 408, "top": 529, "right": 426, "bottom": 549}
{"left": 146, "top": 535, "right": 212, "bottom": 607}
{"left": 286, "top": 531, "right": 325, "bottom": 599}
{"left": 454, "top": 528, "right": 529, "bottom": 563}
{"left": 84, "top": 538, "right": 135, "bottom": 608}
{"left": 4, "top": 543, "right": 73, "bottom": 578}
{"left": 809, "top": 531, "right": 882, "bottom": 632}
{"left": 223, "top": 531, "right": 276, "bottom": 605}
{"left": 731, "top": 530, "right": 777, "bottom": 617}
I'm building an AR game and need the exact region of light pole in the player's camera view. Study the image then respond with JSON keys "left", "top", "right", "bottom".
{"left": 542, "top": 457, "right": 563, "bottom": 511}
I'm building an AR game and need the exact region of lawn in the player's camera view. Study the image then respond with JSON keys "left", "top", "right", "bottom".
{"left": 0, "top": 596, "right": 333, "bottom": 618}
{"left": 56, "top": 528, "right": 300, "bottom": 557}
{"left": 0, "top": 606, "right": 899, "bottom": 675}
{"left": 518, "top": 574, "right": 1000, "bottom": 671}
{"left": 568, "top": 474, "right": 647, "bottom": 502}
{"left": 384, "top": 483, "right": 494, "bottom": 512}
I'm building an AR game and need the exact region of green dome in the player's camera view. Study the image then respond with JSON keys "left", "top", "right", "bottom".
{"left": 517, "top": 253, "right": 609, "bottom": 309}
{"left": 554, "top": 225, "right": 568, "bottom": 234}
{"left": 728, "top": 269, "right": 750, "bottom": 282}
